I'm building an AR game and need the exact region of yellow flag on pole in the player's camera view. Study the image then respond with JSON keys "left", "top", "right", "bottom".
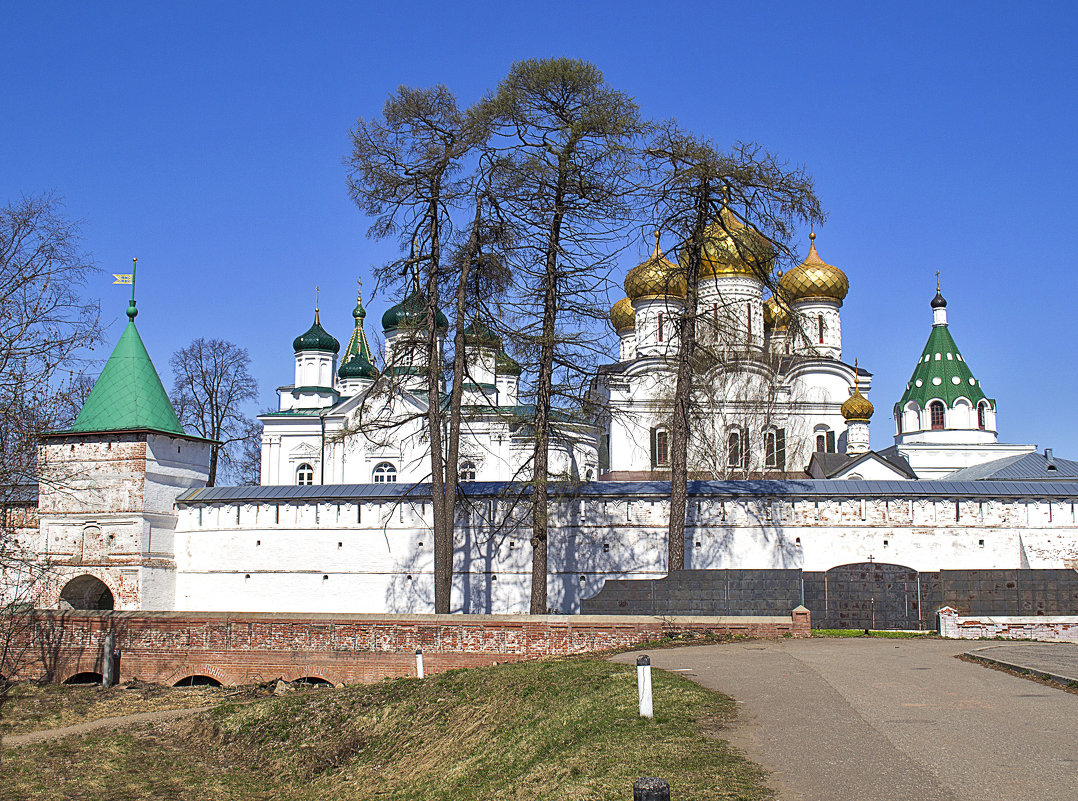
{"left": 113, "top": 274, "right": 133, "bottom": 285}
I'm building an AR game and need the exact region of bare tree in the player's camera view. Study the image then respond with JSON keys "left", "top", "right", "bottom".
{"left": 346, "top": 85, "right": 488, "bottom": 613}
{"left": 0, "top": 193, "right": 102, "bottom": 733}
{"left": 229, "top": 417, "right": 263, "bottom": 486}
{"left": 646, "top": 130, "right": 823, "bottom": 570}
{"left": 485, "top": 58, "right": 646, "bottom": 613}
{"left": 170, "top": 338, "right": 258, "bottom": 486}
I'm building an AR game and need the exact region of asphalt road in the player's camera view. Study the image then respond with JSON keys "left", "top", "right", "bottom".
{"left": 612, "top": 638, "right": 1078, "bottom": 801}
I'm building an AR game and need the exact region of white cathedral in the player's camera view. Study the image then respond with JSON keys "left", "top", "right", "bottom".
{"left": 259, "top": 211, "right": 1030, "bottom": 488}
{"left": 16, "top": 210, "right": 1078, "bottom": 615}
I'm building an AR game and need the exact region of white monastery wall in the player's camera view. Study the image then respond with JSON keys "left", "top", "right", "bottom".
{"left": 172, "top": 491, "right": 1078, "bottom": 614}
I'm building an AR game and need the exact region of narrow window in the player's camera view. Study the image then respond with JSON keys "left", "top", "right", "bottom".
{"left": 655, "top": 429, "right": 669, "bottom": 466}
{"left": 747, "top": 303, "right": 752, "bottom": 342}
{"left": 817, "top": 315, "right": 824, "bottom": 344}
{"left": 977, "top": 402, "right": 986, "bottom": 430}
{"left": 296, "top": 463, "right": 314, "bottom": 486}
{"left": 657, "top": 312, "right": 664, "bottom": 343}
{"left": 764, "top": 430, "right": 777, "bottom": 469}
{"left": 727, "top": 429, "right": 745, "bottom": 469}
{"left": 826, "top": 430, "right": 836, "bottom": 453}
{"left": 816, "top": 433, "right": 826, "bottom": 453}
{"left": 775, "top": 429, "right": 786, "bottom": 470}
{"left": 930, "top": 401, "right": 945, "bottom": 430}
{"left": 372, "top": 462, "right": 397, "bottom": 483}
{"left": 712, "top": 304, "right": 719, "bottom": 342}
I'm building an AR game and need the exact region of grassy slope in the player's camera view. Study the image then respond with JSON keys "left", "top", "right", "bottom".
{"left": 0, "top": 682, "right": 235, "bottom": 736}
{"left": 1, "top": 658, "right": 773, "bottom": 801}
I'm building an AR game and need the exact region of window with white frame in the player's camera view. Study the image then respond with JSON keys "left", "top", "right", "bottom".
{"left": 372, "top": 462, "right": 397, "bottom": 483}
{"left": 296, "top": 463, "right": 314, "bottom": 486}
{"left": 459, "top": 461, "right": 476, "bottom": 481}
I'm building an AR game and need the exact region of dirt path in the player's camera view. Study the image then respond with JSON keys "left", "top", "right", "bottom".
{"left": 1, "top": 705, "right": 212, "bottom": 747}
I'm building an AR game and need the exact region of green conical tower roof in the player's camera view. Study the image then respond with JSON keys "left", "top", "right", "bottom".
{"left": 338, "top": 282, "right": 378, "bottom": 379}
{"left": 897, "top": 291, "right": 989, "bottom": 409}
{"left": 68, "top": 301, "right": 185, "bottom": 436}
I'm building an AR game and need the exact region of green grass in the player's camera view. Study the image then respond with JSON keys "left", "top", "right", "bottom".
{"left": 0, "top": 658, "right": 773, "bottom": 801}
{"left": 812, "top": 629, "right": 935, "bottom": 639}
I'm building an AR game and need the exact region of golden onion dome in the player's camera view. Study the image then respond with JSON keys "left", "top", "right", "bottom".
{"left": 690, "top": 206, "right": 776, "bottom": 281}
{"left": 610, "top": 297, "right": 635, "bottom": 332}
{"left": 624, "top": 235, "right": 686, "bottom": 300}
{"left": 779, "top": 232, "right": 849, "bottom": 303}
{"left": 841, "top": 371, "right": 874, "bottom": 420}
{"left": 763, "top": 296, "right": 790, "bottom": 329}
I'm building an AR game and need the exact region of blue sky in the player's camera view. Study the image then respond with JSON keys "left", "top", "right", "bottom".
{"left": 4, "top": 2, "right": 1076, "bottom": 453}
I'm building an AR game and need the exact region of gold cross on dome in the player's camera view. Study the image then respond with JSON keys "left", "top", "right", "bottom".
{"left": 936, "top": 270, "right": 940, "bottom": 291}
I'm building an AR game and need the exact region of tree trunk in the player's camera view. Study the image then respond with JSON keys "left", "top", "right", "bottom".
{"left": 530, "top": 178, "right": 566, "bottom": 614}
{"left": 667, "top": 188, "right": 710, "bottom": 573}
{"left": 442, "top": 195, "right": 483, "bottom": 613}
{"left": 424, "top": 195, "right": 452, "bottom": 614}
{"left": 207, "top": 445, "right": 218, "bottom": 487}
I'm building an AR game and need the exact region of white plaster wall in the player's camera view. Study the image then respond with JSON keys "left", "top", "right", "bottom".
{"left": 173, "top": 493, "right": 1078, "bottom": 614}
{"left": 898, "top": 443, "right": 1036, "bottom": 479}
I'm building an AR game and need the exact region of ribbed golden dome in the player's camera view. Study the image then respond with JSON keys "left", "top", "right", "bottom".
{"left": 841, "top": 386, "right": 874, "bottom": 421}
{"left": 763, "top": 296, "right": 790, "bottom": 329}
{"left": 624, "top": 235, "right": 686, "bottom": 300}
{"left": 779, "top": 233, "right": 849, "bottom": 302}
{"left": 610, "top": 297, "right": 635, "bottom": 332}
{"left": 692, "top": 206, "right": 776, "bottom": 280}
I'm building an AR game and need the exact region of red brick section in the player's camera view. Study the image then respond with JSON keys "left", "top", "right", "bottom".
{"left": 8, "top": 609, "right": 810, "bottom": 687}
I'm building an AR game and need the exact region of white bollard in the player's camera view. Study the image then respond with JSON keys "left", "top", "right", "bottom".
{"left": 637, "top": 655, "right": 653, "bottom": 718}
{"left": 416, "top": 648, "right": 425, "bottom": 679}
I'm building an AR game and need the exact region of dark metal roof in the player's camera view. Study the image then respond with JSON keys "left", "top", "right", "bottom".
{"left": 944, "top": 451, "right": 1078, "bottom": 481}
{"left": 175, "top": 478, "right": 1078, "bottom": 505}
{"left": 808, "top": 451, "right": 917, "bottom": 480}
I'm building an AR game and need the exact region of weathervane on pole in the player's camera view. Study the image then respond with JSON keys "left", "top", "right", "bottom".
{"left": 113, "top": 258, "right": 139, "bottom": 319}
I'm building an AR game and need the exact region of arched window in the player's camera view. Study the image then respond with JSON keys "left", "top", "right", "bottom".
{"left": 817, "top": 315, "right": 825, "bottom": 344}
{"left": 764, "top": 429, "right": 785, "bottom": 470}
{"left": 977, "top": 402, "right": 986, "bottom": 430}
{"left": 296, "top": 463, "right": 314, "bottom": 486}
{"left": 815, "top": 428, "right": 836, "bottom": 453}
{"left": 930, "top": 401, "right": 945, "bottom": 430}
{"left": 657, "top": 312, "right": 664, "bottom": 343}
{"left": 459, "top": 461, "right": 476, "bottom": 481}
{"left": 584, "top": 468, "right": 594, "bottom": 482}
{"left": 372, "top": 462, "right": 397, "bottom": 483}
{"left": 727, "top": 429, "right": 747, "bottom": 470}
{"left": 653, "top": 428, "right": 669, "bottom": 467}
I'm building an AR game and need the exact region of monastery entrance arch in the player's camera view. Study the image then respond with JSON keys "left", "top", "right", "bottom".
{"left": 811, "top": 562, "right": 926, "bottom": 630}
{"left": 59, "top": 575, "right": 115, "bottom": 611}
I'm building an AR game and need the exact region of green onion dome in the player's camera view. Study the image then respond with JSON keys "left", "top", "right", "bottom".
{"left": 382, "top": 292, "right": 449, "bottom": 332}
{"left": 463, "top": 321, "right": 501, "bottom": 348}
{"left": 495, "top": 348, "right": 522, "bottom": 376}
{"left": 293, "top": 311, "right": 340, "bottom": 353}
{"left": 338, "top": 353, "right": 378, "bottom": 379}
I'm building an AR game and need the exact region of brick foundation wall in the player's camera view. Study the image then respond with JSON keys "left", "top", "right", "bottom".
{"left": 6, "top": 608, "right": 809, "bottom": 686}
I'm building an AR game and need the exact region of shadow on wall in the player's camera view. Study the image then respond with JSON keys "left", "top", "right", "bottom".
{"left": 382, "top": 491, "right": 809, "bottom": 614}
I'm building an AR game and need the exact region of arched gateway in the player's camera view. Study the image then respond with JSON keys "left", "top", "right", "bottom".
{"left": 58, "top": 575, "right": 115, "bottom": 610}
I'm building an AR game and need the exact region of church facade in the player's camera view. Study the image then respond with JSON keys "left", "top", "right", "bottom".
{"left": 11, "top": 214, "right": 1078, "bottom": 616}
